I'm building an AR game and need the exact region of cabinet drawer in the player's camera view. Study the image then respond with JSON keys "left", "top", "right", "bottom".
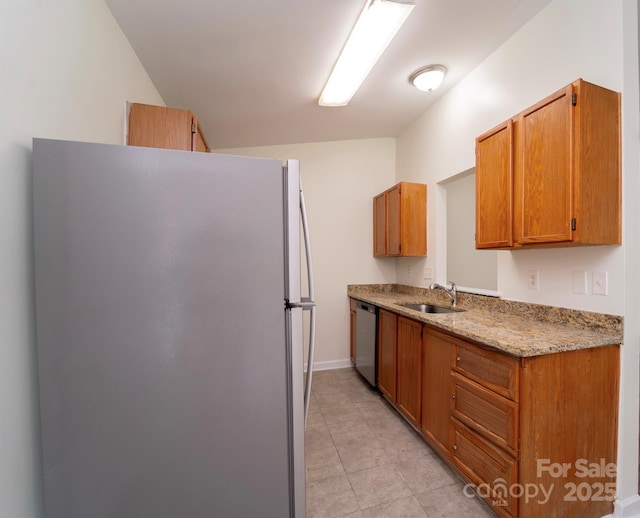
{"left": 451, "top": 372, "right": 518, "bottom": 456}
{"left": 451, "top": 420, "right": 518, "bottom": 517}
{"left": 453, "top": 342, "right": 519, "bottom": 400}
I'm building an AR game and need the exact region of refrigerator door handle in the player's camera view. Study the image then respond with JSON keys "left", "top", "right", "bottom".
{"left": 286, "top": 300, "right": 316, "bottom": 310}
{"left": 299, "top": 178, "right": 315, "bottom": 304}
{"left": 299, "top": 178, "right": 316, "bottom": 428}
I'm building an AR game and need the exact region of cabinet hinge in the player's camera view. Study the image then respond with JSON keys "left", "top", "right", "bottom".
{"left": 191, "top": 122, "right": 196, "bottom": 133}
{"left": 572, "top": 93, "right": 577, "bottom": 106}
{"left": 571, "top": 218, "right": 577, "bottom": 231}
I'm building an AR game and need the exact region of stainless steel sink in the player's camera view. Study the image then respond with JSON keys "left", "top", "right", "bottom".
{"left": 400, "top": 303, "right": 460, "bottom": 314}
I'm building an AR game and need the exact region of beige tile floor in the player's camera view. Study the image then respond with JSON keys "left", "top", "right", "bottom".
{"left": 305, "top": 367, "right": 495, "bottom": 518}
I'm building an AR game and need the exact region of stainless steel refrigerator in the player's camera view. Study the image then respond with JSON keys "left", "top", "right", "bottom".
{"left": 32, "top": 138, "right": 316, "bottom": 518}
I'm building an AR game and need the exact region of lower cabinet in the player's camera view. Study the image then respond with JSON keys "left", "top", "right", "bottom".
{"left": 396, "top": 316, "right": 422, "bottom": 428}
{"left": 370, "top": 307, "right": 619, "bottom": 518}
{"left": 516, "top": 347, "right": 619, "bottom": 518}
{"left": 420, "top": 329, "right": 452, "bottom": 457}
{"left": 451, "top": 420, "right": 518, "bottom": 517}
{"left": 450, "top": 339, "right": 521, "bottom": 518}
{"left": 377, "top": 309, "right": 398, "bottom": 402}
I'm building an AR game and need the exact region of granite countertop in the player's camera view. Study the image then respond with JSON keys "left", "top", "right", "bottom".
{"left": 348, "top": 284, "right": 623, "bottom": 358}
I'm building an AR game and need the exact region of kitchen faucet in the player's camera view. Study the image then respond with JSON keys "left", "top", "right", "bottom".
{"left": 429, "top": 281, "right": 457, "bottom": 307}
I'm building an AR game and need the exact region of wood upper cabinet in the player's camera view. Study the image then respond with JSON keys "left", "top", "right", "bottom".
{"left": 127, "top": 103, "right": 210, "bottom": 152}
{"left": 516, "top": 85, "right": 573, "bottom": 244}
{"left": 373, "top": 193, "right": 387, "bottom": 256}
{"left": 373, "top": 182, "right": 427, "bottom": 257}
{"left": 377, "top": 309, "right": 397, "bottom": 402}
{"left": 475, "top": 79, "right": 621, "bottom": 249}
{"left": 396, "top": 316, "right": 422, "bottom": 427}
{"left": 476, "top": 120, "right": 513, "bottom": 249}
{"left": 420, "top": 329, "right": 452, "bottom": 457}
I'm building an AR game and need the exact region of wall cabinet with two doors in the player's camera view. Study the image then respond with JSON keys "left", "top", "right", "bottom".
{"left": 127, "top": 102, "right": 210, "bottom": 152}
{"left": 373, "top": 182, "right": 427, "bottom": 257}
{"left": 371, "top": 306, "right": 619, "bottom": 518}
{"left": 475, "top": 79, "right": 621, "bottom": 249}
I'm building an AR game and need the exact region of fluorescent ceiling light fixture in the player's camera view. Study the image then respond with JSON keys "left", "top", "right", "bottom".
{"left": 410, "top": 65, "right": 447, "bottom": 92}
{"left": 319, "top": 0, "right": 415, "bottom": 107}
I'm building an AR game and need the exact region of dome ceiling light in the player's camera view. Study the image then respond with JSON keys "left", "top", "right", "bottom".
{"left": 410, "top": 65, "right": 447, "bottom": 92}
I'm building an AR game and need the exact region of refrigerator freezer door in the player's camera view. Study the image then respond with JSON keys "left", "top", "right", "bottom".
{"left": 33, "top": 139, "right": 300, "bottom": 517}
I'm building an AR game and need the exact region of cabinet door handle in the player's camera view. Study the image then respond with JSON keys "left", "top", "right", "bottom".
{"left": 456, "top": 356, "right": 461, "bottom": 361}
{"left": 453, "top": 444, "right": 458, "bottom": 451}
{"left": 451, "top": 394, "right": 456, "bottom": 399}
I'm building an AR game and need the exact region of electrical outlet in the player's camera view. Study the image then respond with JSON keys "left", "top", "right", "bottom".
{"left": 528, "top": 270, "right": 539, "bottom": 290}
{"left": 593, "top": 271, "right": 608, "bottom": 295}
{"left": 408, "top": 266, "right": 413, "bottom": 277}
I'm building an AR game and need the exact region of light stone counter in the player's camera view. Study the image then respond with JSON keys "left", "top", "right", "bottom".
{"left": 348, "top": 284, "right": 623, "bottom": 357}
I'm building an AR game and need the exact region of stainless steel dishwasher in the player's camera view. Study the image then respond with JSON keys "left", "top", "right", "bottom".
{"left": 355, "top": 301, "right": 377, "bottom": 386}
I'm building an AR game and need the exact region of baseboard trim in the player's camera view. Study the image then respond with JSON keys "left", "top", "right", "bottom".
{"left": 609, "top": 495, "right": 640, "bottom": 517}
{"left": 305, "top": 359, "right": 353, "bottom": 372}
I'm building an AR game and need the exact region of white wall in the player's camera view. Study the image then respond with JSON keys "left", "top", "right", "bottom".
{"left": 396, "top": 0, "right": 640, "bottom": 512}
{"left": 0, "top": 1, "right": 164, "bottom": 516}
{"left": 398, "top": 0, "right": 625, "bottom": 314}
{"left": 215, "top": 139, "right": 397, "bottom": 368}
{"left": 444, "top": 171, "right": 498, "bottom": 292}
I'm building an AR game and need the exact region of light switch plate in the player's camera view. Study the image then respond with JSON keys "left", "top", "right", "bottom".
{"left": 572, "top": 271, "right": 587, "bottom": 295}
{"left": 593, "top": 271, "right": 608, "bottom": 295}
{"left": 423, "top": 266, "right": 433, "bottom": 280}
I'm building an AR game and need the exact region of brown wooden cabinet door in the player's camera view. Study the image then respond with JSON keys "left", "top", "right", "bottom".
{"left": 377, "top": 309, "right": 397, "bottom": 402}
{"left": 476, "top": 120, "right": 513, "bottom": 249}
{"left": 421, "top": 329, "right": 452, "bottom": 456}
{"left": 516, "top": 85, "right": 573, "bottom": 244}
{"left": 398, "top": 182, "right": 427, "bottom": 256}
{"left": 128, "top": 103, "right": 209, "bottom": 152}
{"left": 373, "top": 193, "right": 387, "bottom": 257}
{"left": 128, "top": 103, "right": 193, "bottom": 151}
{"left": 386, "top": 185, "right": 401, "bottom": 255}
{"left": 396, "top": 317, "right": 422, "bottom": 427}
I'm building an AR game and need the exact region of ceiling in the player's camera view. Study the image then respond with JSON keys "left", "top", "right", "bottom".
{"left": 105, "top": 0, "right": 551, "bottom": 150}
